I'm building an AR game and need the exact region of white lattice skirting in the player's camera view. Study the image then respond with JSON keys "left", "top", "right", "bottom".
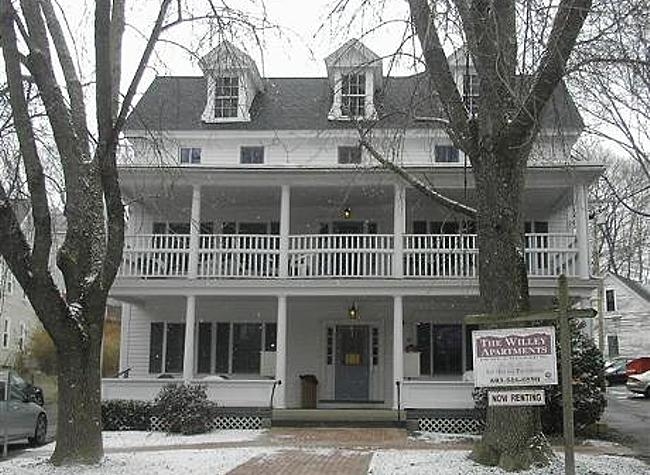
{"left": 417, "top": 417, "right": 483, "bottom": 434}
{"left": 150, "top": 415, "right": 264, "bottom": 432}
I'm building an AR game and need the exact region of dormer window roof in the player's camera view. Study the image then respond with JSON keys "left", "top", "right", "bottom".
{"left": 325, "top": 39, "right": 382, "bottom": 121}
{"left": 199, "top": 41, "right": 263, "bottom": 123}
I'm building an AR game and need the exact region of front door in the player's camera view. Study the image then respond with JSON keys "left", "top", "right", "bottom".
{"left": 334, "top": 325, "right": 370, "bottom": 401}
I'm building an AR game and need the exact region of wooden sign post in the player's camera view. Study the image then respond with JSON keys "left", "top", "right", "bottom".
{"left": 466, "top": 275, "right": 596, "bottom": 475}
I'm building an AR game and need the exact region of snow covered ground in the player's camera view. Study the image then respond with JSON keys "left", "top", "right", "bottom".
{"left": 0, "top": 447, "right": 276, "bottom": 474}
{"left": 369, "top": 450, "right": 650, "bottom": 475}
{"left": 1, "top": 430, "right": 648, "bottom": 474}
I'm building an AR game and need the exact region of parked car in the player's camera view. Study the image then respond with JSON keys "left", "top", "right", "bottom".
{"left": 626, "top": 357, "right": 650, "bottom": 377}
{"left": 0, "top": 370, "right": 48, "bottom": 446}
{"left": 626, "top": 369, "right": 650, "bottom": 398}
{"left": 604, "top": 358, "right": 632, "bottom": 385}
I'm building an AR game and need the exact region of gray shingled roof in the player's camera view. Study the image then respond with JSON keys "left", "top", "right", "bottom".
{"left": 616, "top": 274, "right": 650, "bottom": 304}
{"left": 125, "top": 74, "right": 583, "bottom": 132}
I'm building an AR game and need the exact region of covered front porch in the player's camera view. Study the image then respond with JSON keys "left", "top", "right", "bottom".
{"left": 104, "top": 294, "right": 557, "bottom": 411}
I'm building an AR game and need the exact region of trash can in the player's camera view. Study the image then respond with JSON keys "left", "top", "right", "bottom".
{"left": 299, "top": 374, "right": 318, "bottom": 409}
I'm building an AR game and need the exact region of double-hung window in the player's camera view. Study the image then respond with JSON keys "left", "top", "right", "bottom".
{"left": 605, "top": 289, "right": 616, "bottom": 312}
{"left": 148, "top": 322, "right": 185, "bottom": 374}
{"left": 215, "top": 76, "right": 239, "bottom": 118}
{"left": 1, "top": 318, "right": 9, "bottom": 349}
{"left": 338, "top": 146, "right": 362, "bottom": 164}
{"left": 240, "top": 146, "right": 264, "bottom": 164}
{"left": 180, "top": 147, "right": 201, "bottom": 164}
{"left": 415, "top": 323, "right": 464, "bottom": 376}
{"left": 341, "top": 73, "right": 366, "bottom": 117}
{"left": 434, "top": 145, "right": 460, "bottom": 163}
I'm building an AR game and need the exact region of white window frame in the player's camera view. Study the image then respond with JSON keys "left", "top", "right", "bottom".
{"left": 1, "top": 318, "right": 9, "bottom": 349}
{"left": 341, "top": 73, "right": 366, "bottom": 118}
{"left": 214, "top": 76, "right": 239, "bottom": 119}
{"left": 179, "top": 147, "right": 201, "bottom": 165}
{"left": 240, "top": 146, "right": 265, "bottom": 164}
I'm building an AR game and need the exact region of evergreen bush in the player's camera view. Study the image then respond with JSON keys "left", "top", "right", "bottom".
{"left": 153, "top": 383, "right": 217, "bottom": 435}
{"left": 102, "top": 400, "right": 153, "bottom": 431}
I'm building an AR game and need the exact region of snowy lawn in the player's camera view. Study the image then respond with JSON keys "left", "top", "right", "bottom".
{"left": 0, "top": 447, "right": 276, "bottom": 474}
{"left": 369, "top": 450, "right": 650, "bottom": 475}
{"left": 20, "top": 429, "right": 266, "bottom": 457}
{"left": 409, "top": 431, "right": 480, "bottom": 444}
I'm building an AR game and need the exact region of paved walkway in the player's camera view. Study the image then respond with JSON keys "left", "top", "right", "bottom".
{"left": 228, "top": 449, "right": 373, "bottom": 475}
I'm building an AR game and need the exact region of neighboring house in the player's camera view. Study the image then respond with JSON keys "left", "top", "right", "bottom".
{"left": 103, "top": 39, "right": 601, "bottom": 423}
{"left": 0, "top": 201, "right": 42, "bottom": 367}
{"left": 598, "top": 273, "right": 650, "bottom": 359}
{"left": 0, "top": 266, "right": 40, "bottom": 367}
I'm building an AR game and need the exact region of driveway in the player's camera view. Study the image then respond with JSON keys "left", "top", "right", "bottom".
{"left": 602, "top": 385, "right": 650, "bottom": 461}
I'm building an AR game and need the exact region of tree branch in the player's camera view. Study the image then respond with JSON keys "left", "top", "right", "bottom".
{"left": 40, "top": 0, "right": 89, "bottom": 157}
{"left": 360, "top": 138, "right": 477, "bottom": 218}
{"left": 504, "top": 0, "right": 592, "bottom": 145}
{"left": 407, "top": 0, "right": 474, "bottom": 155}
{"left": 0, "top": 0, "right": 52, "bottom": 273}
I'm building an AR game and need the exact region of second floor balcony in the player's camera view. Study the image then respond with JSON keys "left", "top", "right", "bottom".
{"left": 118, "top": 231, "right": 579, "bottom": 280}
{"left": 117, "top": 168, "right": 595, "bottom": 284}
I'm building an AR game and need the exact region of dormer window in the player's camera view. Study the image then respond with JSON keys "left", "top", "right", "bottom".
{"left": 199, "top": 41, "right": 263, "bottom": 124}
{"left": 215, "top": 77, "right": 239, "bottom": 118}
{"left": 325, "top": 39, "right": 382, "bottom": 121}
{"left": 341, "top": 73, "right": 366, "bottom": 117}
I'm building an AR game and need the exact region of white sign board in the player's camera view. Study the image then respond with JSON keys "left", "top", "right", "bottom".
{"left": 472, "top": 326, "right": 557, "bottom": 387}
{"left": 488, "top": 389, "right": 546, "bottom": 406}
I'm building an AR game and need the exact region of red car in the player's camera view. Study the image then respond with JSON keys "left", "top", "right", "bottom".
{"left": 626, "top": 357, "right": 650, "bottom": 376}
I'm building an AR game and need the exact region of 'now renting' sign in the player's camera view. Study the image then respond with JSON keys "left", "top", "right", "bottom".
{"left": 488, "top": 389, "right": 546, "bottom": 406}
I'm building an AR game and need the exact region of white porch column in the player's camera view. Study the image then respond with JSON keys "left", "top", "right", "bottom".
{"left": 393, "top": 295, "right": 404, "bottom": 409}
{"left": 279, "top": 185, "right": 291, "bottom": 278}
{"left": 574, "top": 182, "right": 589, "bottom": 279}
{"left": 188, "top": 185, "right": 202, "bottom": 279}
{"left": 183, "top": 295, "right": 196, "bottom": 381}
{"left": 275, "top": 295, "right": 288, "bottom": 408}
{"left": 393, "top": 184, "right": 406, "bottom": 278}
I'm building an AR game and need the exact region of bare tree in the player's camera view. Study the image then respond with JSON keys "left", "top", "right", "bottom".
{"left": 0, "top": 0, "right": 269, "bottom": 465}
{"left": 570, "top": 0, "right": 650, "bottom": 182}
{"left": 329, "top": 0, "right": 594, "bottom": 469}
{"left": 582, "top": 143, "right": 650, "bottom": 282}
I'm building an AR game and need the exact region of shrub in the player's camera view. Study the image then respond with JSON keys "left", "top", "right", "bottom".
{"left": 102, "top": 400, "right": 153, "bottom": 431}
{"left": 541, "top": 318, "right": 606, "bottom": 434}
{"left": 21, "top": 322, "right": 121, "bottom": 377}
{"left": 473, "top": 319, "right": 606, "bottom": 435}
{"left": 153, "top": 383, "right": 217, "bottom": 435}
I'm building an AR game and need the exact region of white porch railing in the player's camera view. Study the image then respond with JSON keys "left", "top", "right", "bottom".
{"left": 524, "top": 233, "right": 578, "bottom": 277}
{"left": 198, "top": 234, "right": 280, "bottom": 278}
{"left": 288, "top": 234, "right": 394, "bottom": 278}
{"left": 404, "top": 234, "right": 478, "bottom": 278}
{"left": 120, "top": 234, "right": 191, "bottom": 278}
{"left": 102, "top": 378, "right": 277, "bottom": 407}
{"left": 117, "top": 232, "right": 579, "bottom": 279}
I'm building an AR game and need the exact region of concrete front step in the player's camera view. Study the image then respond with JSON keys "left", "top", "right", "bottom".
{"left": 271, "top": 409, "right": 407, "bottom": 428}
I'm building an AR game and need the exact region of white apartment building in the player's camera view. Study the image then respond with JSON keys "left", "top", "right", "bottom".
{"left": 103, "top": 39, "right": 601, "bottom": 417}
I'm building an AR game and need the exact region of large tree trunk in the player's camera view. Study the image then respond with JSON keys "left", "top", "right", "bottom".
{"left": 470, "top": 150, "right": 552, "bottom": 469}
{"left": 50, "top": 313, "right": 104, "bottom": 465}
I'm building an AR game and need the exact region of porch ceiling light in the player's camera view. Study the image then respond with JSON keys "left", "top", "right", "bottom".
{"left": 343, "top": 207, "right": 352, "bottom": 219}
{"left": 348, "top": 302, "right": 359, "bottom": 320}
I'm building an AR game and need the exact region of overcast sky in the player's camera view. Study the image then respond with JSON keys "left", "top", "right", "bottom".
{"left": 119, "top": 0, "right": 416, "bottom": 82}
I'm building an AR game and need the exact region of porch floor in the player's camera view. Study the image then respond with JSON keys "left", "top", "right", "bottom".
{"left": 271, "top": 409, "right": 406, "bottom": 428}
